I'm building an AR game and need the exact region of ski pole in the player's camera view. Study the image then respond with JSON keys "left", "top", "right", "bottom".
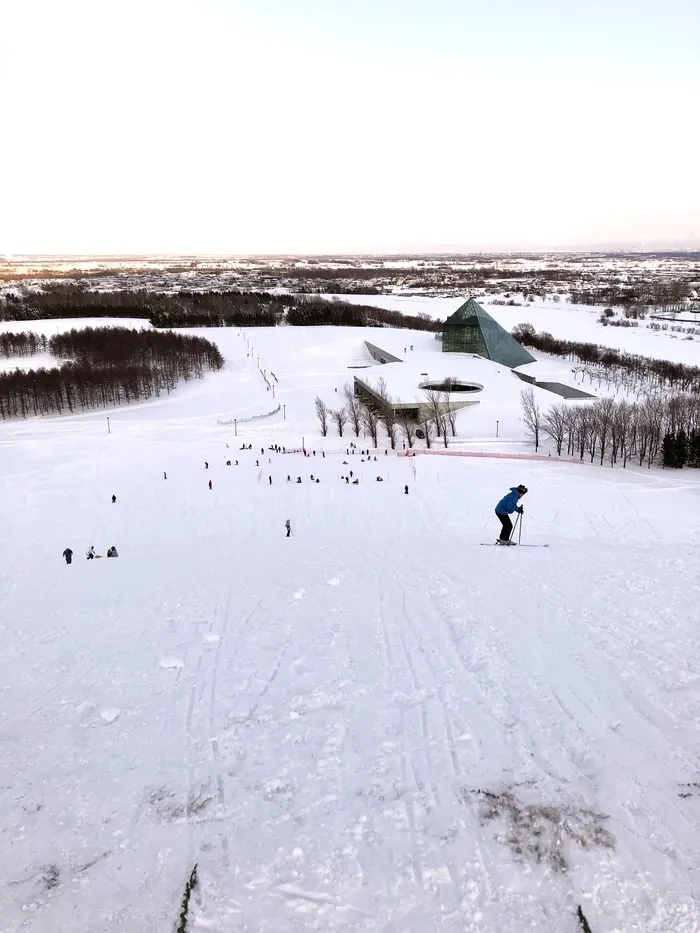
{"left": 518, "top": 511, "right": 523, "bottom": 545}
{"left": 510, "top": 512, "right": 521, "bottom": 544}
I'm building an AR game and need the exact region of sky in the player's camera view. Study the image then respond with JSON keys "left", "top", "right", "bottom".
{"left": 2, "top": 0, "right": 699, "bottom": 254}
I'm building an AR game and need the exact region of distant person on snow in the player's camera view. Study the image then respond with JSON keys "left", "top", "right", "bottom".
{"left": 495, "top": 485, "right": 528, "bottom": 545}
{"left": 63, "top": 547, "right": 73, "bottom": 564}
{"left": 164, "top": 471, "right": 167, "bottom": 480}
{"left": 111, "top": 494, "right": 116, "bottom": 503}
{"left": 107, "top": 546, "right": 119, "bottom": 558}
{"left": 208, "top": 480, "right": 213, "bottom": 490}
{"left": 86, "top": 546, "right": 96, "bottom": 560}
{"left": 269, "top": 476, "right": 272, "bottom": 485}
{"left": 205, "top": 462, "right": 209, "bottom": 469}
{"left": 404, "top": 485, "right": 409, "bottom": 495}
{"left": 285, "top": 519, "right": 292, "bottom": 538}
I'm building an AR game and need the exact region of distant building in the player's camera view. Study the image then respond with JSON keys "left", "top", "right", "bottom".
{"left": 441, "top": 298, "right": 535, "bottom": 367}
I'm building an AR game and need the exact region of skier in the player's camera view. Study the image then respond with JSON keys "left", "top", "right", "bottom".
{"left": 205, "top": 461, "right": 209, "bottom": 469}
{"left": 269, "top": 476, "right": 272, "bottom": 485}
{"left": 404, "top": 485, "right": 409, "bottom": 494}
{"left": 164, "top": 471, "right": 167, "bottom": 480}
{"left": 495, "top": 484, "right": 528, "bottom": 545}
{"left": 226, "top": 460, "right": 231, "bottom": 466}
{"left": 285, "top": 519, "right": 292, "bottom": 537}
{"left": 86, "top": 545, "right": 96, "bottom": 560}
{"left": 111, "top": 494, "right": 116, "bottom": 503}
{"left": 62, "top": 547, "right": 73, "bottom": 564}
{"left": 209, "top": 480, "right": 213, "bottom": 490}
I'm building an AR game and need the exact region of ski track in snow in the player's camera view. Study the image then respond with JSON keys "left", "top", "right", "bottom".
{"left": 2, "top": 324, "right": 700, "bottom": 931}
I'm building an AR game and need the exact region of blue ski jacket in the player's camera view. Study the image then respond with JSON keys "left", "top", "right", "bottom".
{"left": 496, "top": 488, "right": 522, "bottom": 515}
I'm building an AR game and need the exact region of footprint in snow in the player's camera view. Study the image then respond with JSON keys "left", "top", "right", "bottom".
{"left": 326, "top": 577, "right": 341, "bottom": 587}
{"left": 159, "top": 657, "right": 185, "bottom": 670}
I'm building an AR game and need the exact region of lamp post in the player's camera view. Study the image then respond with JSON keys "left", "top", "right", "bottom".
{"left": 107, "top": 416, "right": 111, "bottom": 435}
{"left": 496, "top": 420, "right": 499, "bottom": 438}
{"left": 283, "top": 404, "right": 286, "bottom": 420}
{"left": 234, "top": 419, "right": 237, "bottom": 437}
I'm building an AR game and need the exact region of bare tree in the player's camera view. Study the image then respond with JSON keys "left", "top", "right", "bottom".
{"left": 314, "top": 396, "right": 329, "bottom": 436}
{"left": 331, "top": 406, "right": 347, "bottom": 437}
{"left": 400, "top": 414, "right": 416, "bottom": 448}
{"left": 419, "top": 412, "right": 435, "bottom": 448}
{"left": 520, "top": 388, "right": 542, "bottom": 451}
{"left": 343, "top": 383, "right": 362, "bottom": 437}
{"left": 362, "top": 402, "right": 380, "bottom": 447}
{"left": 541, "top": 403, "right": 566, "bottom": 456}
{"left": 424, "top": 388, "right": 445, "bottom": 438}
{"left": 374, "top": 376, "right": 398, "bottom": 449}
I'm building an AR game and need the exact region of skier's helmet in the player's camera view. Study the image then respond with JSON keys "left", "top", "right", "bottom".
{"left": 517, "top": 484, "right": 528, "bottom": 494}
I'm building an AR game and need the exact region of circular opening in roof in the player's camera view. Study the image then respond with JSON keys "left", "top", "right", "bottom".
{"left": 419, "top": 380, "right": 483, "bottom": 393}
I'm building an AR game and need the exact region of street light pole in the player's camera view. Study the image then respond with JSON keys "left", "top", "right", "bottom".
{"left": 107, "top": 416, "right": 111, "bottom": 435}
{"left": 496, "top": 420, "right": 499, "bottom": 438}
{"left": 234, "top": 419, "right": 237, "bottom": 437}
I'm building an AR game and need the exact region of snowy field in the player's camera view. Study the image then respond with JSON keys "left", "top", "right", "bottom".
{"left": 327, "top": 294, "right": 700, "bottom": 367}
{"left": 2, "top": 323, "right": 700, "bottom": 932}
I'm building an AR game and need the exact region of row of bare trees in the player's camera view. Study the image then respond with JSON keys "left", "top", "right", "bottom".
{"left": 0, "top": 331, "right": 48, "bottom": 357}
{"left": 520, "top": 387, "right": 700, "bottom": 469}
{"left": 0, "top": 327, "right": 224, "bottom": 420}
{"left": 513, "top": 323, "right": 700, "bottom": 394}
{"left": 315, "top": 381, "right": 460, "bottom": 449}
{"left": 1, "top": 284, "right": 441, "bottom": 332}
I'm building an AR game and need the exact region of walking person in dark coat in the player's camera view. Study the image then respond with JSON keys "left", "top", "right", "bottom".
{"left": 112, "top": 494, "right": 116, "bottom": 503}
{"left": 63, "top": 547, "right": 73, "bottom": 564}
{"left": 495, "top": 485, "right": 528, "bottom": 545}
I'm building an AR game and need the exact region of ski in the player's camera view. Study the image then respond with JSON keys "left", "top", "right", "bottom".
{"left": 480, "top": 543, "right": 549, "bottom": 548}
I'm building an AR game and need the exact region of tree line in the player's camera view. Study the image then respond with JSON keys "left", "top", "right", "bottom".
{"left": 0, "top": 326, "right": 224, "bottom": 420}
{"left": 0, "top": 331, "right": 48, "bottom": 357}
{"left": 1, "top": 285, "right": 442, "bottom": 332}
{"left": 520, "top": 388, "right": 700, "bottom": 469}
{"left": 512, "top": 323, "right": 700, "bottom": 394}
{"left": 314, "top": 380, "right": 459, "bottom": 450}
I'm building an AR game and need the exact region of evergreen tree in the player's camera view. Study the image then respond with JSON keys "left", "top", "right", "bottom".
{"left": 662, "top": 432, "right": 677, "bottom": 468}
{"left": 676, "top": 429, "right": 689, "bottom": 468}
{"left": 688, "top": 433, "right": 700, "bottom": 468}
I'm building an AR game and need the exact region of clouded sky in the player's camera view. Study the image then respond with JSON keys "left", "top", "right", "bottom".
{"left": 3, "top": 0, "right": 699, "bottom": 253}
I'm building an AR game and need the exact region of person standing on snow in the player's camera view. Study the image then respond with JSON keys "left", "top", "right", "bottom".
{"left": 86, "top": 545, "right": 96, "bottom": 560}
{"left": 494, "top": 484, "right": 528, "bottom": 545}
{"left": 285, "top": 519, "right": 292, "bottom": 537}
{"left": 63, "top": 547, "right": 73, "bottom": 564}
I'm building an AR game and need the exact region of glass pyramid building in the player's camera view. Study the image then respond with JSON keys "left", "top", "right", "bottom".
{"left": 442, "top": 298, "right": 535, "bottom": 367}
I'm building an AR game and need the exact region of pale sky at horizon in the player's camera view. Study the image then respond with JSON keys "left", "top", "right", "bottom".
{"left": 2, "top": 0, "right": 699, "bottom": 254}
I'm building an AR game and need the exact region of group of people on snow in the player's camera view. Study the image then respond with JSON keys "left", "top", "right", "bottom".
{"left": 64, "top": 545, "right": 119, "bottom": 563}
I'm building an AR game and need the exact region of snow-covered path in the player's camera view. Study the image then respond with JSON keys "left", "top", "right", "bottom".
{"left": 3, "top": 424, "right": 700, "bottom": 932}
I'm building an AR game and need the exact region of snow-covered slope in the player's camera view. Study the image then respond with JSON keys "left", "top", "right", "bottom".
{"left": 2, "top": 323, "right": 700, "bottom": 933}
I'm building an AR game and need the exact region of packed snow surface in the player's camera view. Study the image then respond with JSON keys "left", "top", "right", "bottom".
{"left": 2, "top": 323, "right": 700, "bottom": 932}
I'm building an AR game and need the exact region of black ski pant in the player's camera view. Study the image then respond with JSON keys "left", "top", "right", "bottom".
{"left": 65, "top": 555, "right": 72, "bottom": 564}
{"left": 495, "top": 510, "right": 513, "bottom": 542}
